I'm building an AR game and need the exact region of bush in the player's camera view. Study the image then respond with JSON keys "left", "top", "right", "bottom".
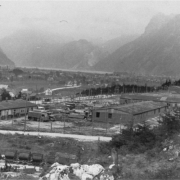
{"left": 146, "top": 148, "right": 158, "bottom": 161}
{"left": 152, "top": 164, "right": 178, "bottom": 179}
{"left": 98, "top": 142, "right": 111, "bottom": 154}
{"left": 110, "top": 125, "right": 156, "bottom": 154}
{"left": 110, "top": 129, "right": 130, "bottom": 148}
{"left": 135, "top": 157, "right": 147, "bottom": 169}
{"left": 110, "top": 113, "right": 180, "bottom": 155}
{"left": 95, "top": 156, "right": 110, "bottom": 167}
{"left": 119, "top": 145, "right": 129, "bottom": 156}
{"left": 157, "top": 114, "right": 180, "bottom": 138}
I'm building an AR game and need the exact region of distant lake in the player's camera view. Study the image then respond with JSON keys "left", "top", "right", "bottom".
{"left": 19, "top": 66, "right": 113, "bottom": 74}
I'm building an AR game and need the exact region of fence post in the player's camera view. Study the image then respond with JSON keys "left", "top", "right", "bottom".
{"left": 98, "top": 136, "right": 100, "bottom": 147}
{"left": 91, "top": 107, "right": 94, "bottom": 135}
{"left": 12, "top": 112, "right": 14, "bottom": 127}
{"left": 79, "top": 122, "right": 80, "bottom": 132}
{"left": 50, "top": 121, "right": 52, "bottom": 132}
{"left": 106, "top": 108, "right": 108, "bottom": 135}
{"left": 38, "top": 117, "right": 41, "bottom": 136}
{"left": 63, "top": 113, "right": 66, "bottom": 134}
{"left": 119, "top": 116, "right": 122, "bottom": 133}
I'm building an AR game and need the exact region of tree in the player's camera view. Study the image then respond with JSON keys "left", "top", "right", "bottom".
{"left": 1, "top": 88, "right": 11, "bottom": 101}
{"left": 158, "top": 113, "right": 180, "bottom": 137}
{"left": 12, "top": 68, "right": 24, "bottom": 77}
{"left": 10, "top": 76, "right": 14, "bottom": 82}
{"left": 0, "top": 72, "right": 2, "bottom": 80}
{"left": 16, "top": 91, "right": 22, "bottom": 99}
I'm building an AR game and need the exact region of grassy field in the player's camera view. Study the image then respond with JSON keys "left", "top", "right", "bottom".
{"left": 0, "top": 133, "right": 99, "bottom": 157}
{"left": 0, "top": 117, "right": 119, "bottom": 137}
{"left": 2, "top": 79, "right": 90, "bottom": 97}
{"left": 2, "top": 79, "right": 59, "bottom": 92}
{"left": 0, "top": 133, "right": 109, "bottom": 180}
{"left": 1, "top": 132, "right": 180, "bottom": 179}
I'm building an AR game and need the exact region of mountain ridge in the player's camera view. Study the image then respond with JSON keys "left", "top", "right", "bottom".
{"left": 0, "top": 47, "right": 15, "bottom": 67}
{"left": 0, "top": 29, "right": 136, "bottom": 70}
{"left": 93, "top": 14, "right": 180, "bottom": 76}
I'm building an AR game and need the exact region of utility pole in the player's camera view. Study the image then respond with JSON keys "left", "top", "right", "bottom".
{"left": 136, "top": 78, "right": 138, "bottom": 93}
{"left": 24, "top": 95, "right": 28, "bottom": 132}
{"left": 35, "top": 84, "right": 37, "bottom": 104}
{"left": 12, "top": 110, "right": 15, "bottom": 126}
{"left": 38, "top": 116, "right": 41, "bottom": 137}
{"left": 106, "top": 108, "right": 108, "bottom": 135}
{"left": 50, "top": 119, "right": 53, "bottom": 132}
{"left": 63, "top": 113, "right": 66, "bottom": 134}
{"left": 101, "top": 88, "right": 103, "bottom": 104}
{"left": 130, "top": 99, "right": 134, "bottom": 133}
{"left": 91, "top": 106, "right": 94, "bottom": 135}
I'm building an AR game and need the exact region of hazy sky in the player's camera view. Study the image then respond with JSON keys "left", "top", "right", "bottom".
{"left": 0, "top": 0, "right": 180, "bottom": 41}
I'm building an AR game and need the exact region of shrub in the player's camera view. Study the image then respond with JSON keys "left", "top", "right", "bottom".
{"left": 152, "top": 164, "right": 178, "bottom": 179}
{"left": 110, "top": 112, "right": 180, "bottom": 156}
{"left": 146, "top": 149, "right": 158, "bottom": 161}
{"left": 135, "top": 157, "right": 147, "bottom": 169}
{"left": 119, "top": 145, "right": 129, "bottom": 156}
{"left": 95, "top": 156, "right": 109, "bottom": 167}
{"left": 158, "top": 114, "right": 180, "bottom": 138}
{"left": 110, "top": 125, "right": 157, "bottom": 154}
{"left": 98, "top": 141, "right": 111, "bottom": 154}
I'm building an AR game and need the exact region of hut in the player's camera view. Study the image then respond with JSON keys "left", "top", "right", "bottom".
{"left": 5, "top": 150, "right": 17, "bottom": 161}
{"left": 18, "top": 152, "right": 31, "bottom": 162}
{"left": 55, "top": 152, "right": 77, "bottom": 165}
{"left": 31, "top": 153, "right": 44, "bottom": 165}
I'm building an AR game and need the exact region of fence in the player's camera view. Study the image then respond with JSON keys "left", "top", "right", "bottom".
{"left": 0, "top": 115, "right": 124, "bottom": 137}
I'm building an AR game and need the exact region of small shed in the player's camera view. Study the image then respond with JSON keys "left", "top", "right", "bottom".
{"left": 5, "top": 150, "right": 17, "bottom": 160}
{"left": 31, "top": 153, "right": 43, "bottom": 164}
{"left": 46, "top": 155, "right": 55, "bottom": 165}
{"left": 55, "top": 152, "right": 77, "bottom": 165}
{"left": 18, "top": 152, "right": 31, "bottom": 161}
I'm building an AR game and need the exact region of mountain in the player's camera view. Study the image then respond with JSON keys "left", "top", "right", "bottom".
{"left": 102, "top": 35, "right": 138, "bottom": 54}
{"left": 0, "top": 30, "right": 109, "bottom": 69}
{"left": 0, "top": 47, "right": 15, "bottom": 67}
{"left": 0, "top": 29, "right": 140, "bottom": 70}
{"left": 69, "top": 40, "right": 109, "bottom": 70}
{"left": 0, "top": 29, "right": 73, "bottom": 67}
{"left": 94, "top": 14, "right": 180, "bottom": 76}
{"left": 50, "top": 39, "right": 108, "bottom": 70}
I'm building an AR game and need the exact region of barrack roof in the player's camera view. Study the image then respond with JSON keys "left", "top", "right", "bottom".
{"left": 0, "top": 99, "right": 37, "bottom": 111}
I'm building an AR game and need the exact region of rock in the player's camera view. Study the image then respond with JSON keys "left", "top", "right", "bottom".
{"left": 175, "top": 150, "right": 180, "bottom": 157}
{"left": 169, "top": 145, "right": 174, "bottom": 150}
{"left": 168, "top": 158, "right": 174, "bottom": 161}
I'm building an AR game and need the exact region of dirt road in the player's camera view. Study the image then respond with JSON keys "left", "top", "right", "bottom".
{"left": 0, "top": 130, "right": 112, "bottom": 142}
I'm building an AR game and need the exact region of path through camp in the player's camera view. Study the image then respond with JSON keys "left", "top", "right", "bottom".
{"left": 0, "top": 130, "right": 112, "bottom": 142}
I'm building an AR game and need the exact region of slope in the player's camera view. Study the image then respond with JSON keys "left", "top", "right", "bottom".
{"left": 0, "top": 47, "right": 15, "bottom": 67}
{"left": 94, "top": 14, "right": 180, "bottom": 76}
{"left": 0, "top": 30, "right": 107, "bottom": 70}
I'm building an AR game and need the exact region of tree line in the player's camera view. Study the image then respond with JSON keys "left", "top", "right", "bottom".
{"left": 78, "top": 84, "right": 157, "bottom": 96}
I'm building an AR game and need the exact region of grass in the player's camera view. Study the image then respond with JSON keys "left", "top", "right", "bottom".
{"left": 0, "top": 133, "right": 107, "bottom": 179}
{"left": 2, "top": 79, "right": 57, "bottom": 92}
{"left": 2, "top": 79, "right": 89, "bottom": 96}
{"left": 0, "top": 117, "right": 117, "bottom": 137}
{"left": 0, "top": 133, "right": 103, "bottom": 163}
{"left": 1, "top": 133, "right": 180, "bottom": 179}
